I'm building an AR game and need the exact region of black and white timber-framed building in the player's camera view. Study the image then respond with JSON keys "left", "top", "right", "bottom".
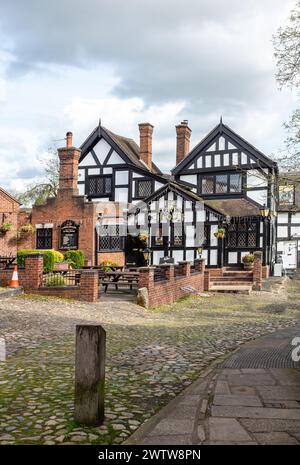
{"left": 74, "top": 119, "right": 280, "bottom": 269}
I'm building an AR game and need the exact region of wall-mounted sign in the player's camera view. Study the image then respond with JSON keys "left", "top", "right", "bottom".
{"left": 60, "top": 220, "right": 79, "bottom": 250}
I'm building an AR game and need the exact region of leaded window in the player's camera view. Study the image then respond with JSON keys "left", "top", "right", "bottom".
{"left": 200, "top": 174, "right": 241, "bottom": 195}
{"left": 226, "top": 221, "right": 258, "bottom": 249}
{"left": 87, "top": 175, "right": 112, "bottom": 196}
{"left": 171, "top": 223, "right": 183, "bottom": 246}
{"left": 136, "top": 180, "right": 152, "bottom": 198}
{"left": 202, "top": 176, "right": 214, "bottom": 194}
{"left": 215, "top": 175, "right": 227, "bottom": 193}
{"left": 36, "top": 228, "right": 52, "bottom": 249}
{"left": 229, "top": 174, "right": 242, "bottom": 192}
{"left": 97, "top": 224, "right": 125, "bottom": 251}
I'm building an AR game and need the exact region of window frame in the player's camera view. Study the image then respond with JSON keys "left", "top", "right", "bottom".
{"left": 200, "top": 173, "right": 242, "bottom": 195}
{"left": 97, "top": 224, "right": 125, "bottom": 252}
{"left": 36, "top": 228, "right": 53, "bottom": 250}
{"left": 135, "top": 179, "right": 153, "bottom": 199}
{"left": 87, "top": 174, "right": 113, "bottom": 198}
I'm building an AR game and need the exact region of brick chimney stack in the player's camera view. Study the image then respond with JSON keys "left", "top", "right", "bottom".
{"left": 58, "top": 131, "right": 81, "bottom": 195}
{"left": 138, "top": 123, "right": 154, "bottom": 170}
{"left": 176, "top": 120, "right": 192, "bottom": 166}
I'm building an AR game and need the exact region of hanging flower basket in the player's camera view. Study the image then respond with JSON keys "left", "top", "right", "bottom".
{"left": 17, "top": 224, "right": 35, "bottom": 239}
{"left": 0, "top": 223, "right": 12, "bottom": 235}
{"left": 138, "top": 232, "right": 148, "bottom": 245}
{"left": 214, "top": 228, "right": 225, "bottom": 239}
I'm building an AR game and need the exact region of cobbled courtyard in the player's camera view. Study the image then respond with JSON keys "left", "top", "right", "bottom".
{"left": 0, "top": 278, "right": 300, "bottom": 445}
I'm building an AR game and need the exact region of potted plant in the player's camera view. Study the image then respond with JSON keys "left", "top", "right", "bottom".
{"left": 242, "top": 253, "right": 255, "bottom": 270}
{"left": 0, "top": 223, "right": 12, "bottom": 235}
{"left": 214, "top": 227, "right": 225, "bottom": 239}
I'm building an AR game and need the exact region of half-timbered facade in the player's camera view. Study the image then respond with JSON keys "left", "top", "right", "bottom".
{"left": 128, "top": 181, "right": 225, "bottom": 265}
{"left": 78, "top": 124, "right": 165, "bottom": 204}
{"left": 276, "top": 172, "right": 300, "bottom": 269}
{"left": 172, "top": 120, "right": 278, "bottom": 268}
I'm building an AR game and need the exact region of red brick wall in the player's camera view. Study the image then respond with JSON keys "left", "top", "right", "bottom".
{"left": 30, "top": 192, "right": 97, "bottom": 264}
{"left": 97, "top": 251, "right": 125, "bottom": 266}
{"left": 0, "top": 254, "right": 99, "bottom": 302}
{"left": 138, "top": 259, "right": 205, "bottom": 307}
{"left": 0, "top": 190, "right": 19, "bottom": 256}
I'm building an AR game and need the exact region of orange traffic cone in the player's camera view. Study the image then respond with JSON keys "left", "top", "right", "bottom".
{"left": 9, "top": 265, "right": 20, "bottom": 288}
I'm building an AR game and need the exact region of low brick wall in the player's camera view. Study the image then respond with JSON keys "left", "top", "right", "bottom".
{"left": 138, "top": 259, "right": 205, "bottom": 307}
{"left": 0, "top": 254, "right": 99, "bottom": 302}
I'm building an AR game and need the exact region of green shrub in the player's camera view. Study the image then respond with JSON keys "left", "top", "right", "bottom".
{"left": 17, "top": 249, "right": 64, "bottom": 272}
{"left": 99, "top": 260, "right": 118, "bottom": 272}
{"left": 64, "top": 250, "right": 85, "bottom": 269}
{"left": 44, "top": 273, "right": 67, "bottom": 287}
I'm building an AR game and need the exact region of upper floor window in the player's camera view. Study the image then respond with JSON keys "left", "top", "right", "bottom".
{"left": 136, "top": 180, "right": 152, "bottom": 198}
{"left": 87, "top": 175, "right": 112, "bottom": 197}
{"left": 200, "top": 173, "right": 242, "bottom": 195}
{"left": 36, "top": 228, "right": 52, "bottom": 249}
{"left": 279, "top": 185, "right": 294, "bottom": 205}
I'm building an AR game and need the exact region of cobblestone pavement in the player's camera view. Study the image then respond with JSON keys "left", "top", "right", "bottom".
{"left": 128, "top": 324, "right": 300, "bottom": 445}
{"left": 0, "top": 279, "right": 300, "bottom": 445}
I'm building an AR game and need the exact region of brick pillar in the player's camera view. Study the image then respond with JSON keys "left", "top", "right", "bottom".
{"left": 161, "top": 264, "right": 175, "bottom": 281}
{"left": 138, "top": 267, "right": 154, "bottom": 291}
{"left": 176, "top": 121, "right": 192, "bottom": 165}
{"left": 204, "top": 270, "right": 210, "bottom": 291}
{"left": 194, "top": 258, "right": 205, "bottom": 274}
{"left": 80, "top": 270, "right": 99, "bottom": 302}
{"left": 178, "top": 261, "right": 191, "bottom": 277}
{"left": 253, "top": 251, "right": 263, "bottom": 291}
{"left": 24, "top": 253, "right": 44, "bottom": 290}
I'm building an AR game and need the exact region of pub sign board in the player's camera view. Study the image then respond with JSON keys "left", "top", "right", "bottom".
{"left": 60, "top": 220, "right": 79, "bottom": 250}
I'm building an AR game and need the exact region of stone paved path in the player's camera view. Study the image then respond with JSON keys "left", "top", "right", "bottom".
{"left": 127, "top": 324, "right": 300, "bottom": 445}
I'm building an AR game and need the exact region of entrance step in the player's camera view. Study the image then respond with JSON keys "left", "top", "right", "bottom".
{"left": 210, "top": 283, "right": 253, "bottom": 294}
{"left": 210, "top": 278, "right": 253, "bottom": 286}
{"left": 210, "top": 277, "right": 253, "bottom": 282}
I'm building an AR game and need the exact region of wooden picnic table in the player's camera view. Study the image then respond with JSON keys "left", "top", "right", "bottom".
{"left": 100, "top": 271, "right": 139, "bottom": 293}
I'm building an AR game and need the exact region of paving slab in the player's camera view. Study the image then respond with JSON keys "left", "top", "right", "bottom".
{"left": 213, "top": 395, "right": 262, "bottom": 407}
{"left": 207, "top": 418, "right": 253, "bottom": 442}
{"left": 224, "top": 373, "right": 276, "bottom": 386}
{"left": 253, "top": 432, "right": 299, "bottom": 445}
{"left": 214, "top": 380, "right": 231, "bottom": 394}
{"left": 212, "top": 405, "right": 300, "bottom": 420}
{"left": 148, "top": 419, "right": 195, "bottom": 437}
{"left": 141, "top": 435, "right": 193, "bottom": 445}
{"left": 257, "top": 386, "right": 300, "bottom": 401}
{"left": 240, "top": 418, "right": 300, "bottom": 433}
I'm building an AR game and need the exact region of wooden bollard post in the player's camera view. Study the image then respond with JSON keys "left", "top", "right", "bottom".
{"left": 74, "top": 325, "right": 106, "bottom": 425}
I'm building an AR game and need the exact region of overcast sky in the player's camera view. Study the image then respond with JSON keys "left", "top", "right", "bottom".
{"left": 0, "top": 0, "right": 297, "bottom": 191}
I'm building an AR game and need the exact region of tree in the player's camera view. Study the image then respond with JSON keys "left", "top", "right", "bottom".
{"left": 17, "top": 149, "right": 59, "bottom": 206}
{"left": 273, "top": 1, "right": 300, "bottom": 169}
